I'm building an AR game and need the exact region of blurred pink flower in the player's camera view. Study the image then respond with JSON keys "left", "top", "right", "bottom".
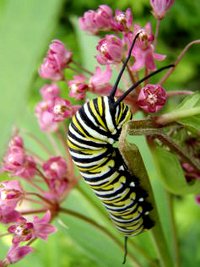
{"left": 182, "top": 162, "right": 200, "bottom": 181}
{"left": 40, "top": 84, "right": 60, "bottom": 100}
{"left": 79, "top": 5, "right": 113, "bottom": 34}
{"left": 137, "top": 84, "right": 167, "bottom": 113}
{"left": 51, "top": 97, "right": 74, "bottom": 122}
{"left": 43, "top": 156, "right": 67, "bottom": 180}
{"left": 2, "top": 143, "right": 37, "bottom": 179}
{"left": 35, "top": 100, "right": 59, "bottom": 132}
{"left": 8, "top": 217, "right": 34, "bottom": 244}
{"left": 89, "top": 66, "right": 112, "bottom": 95}
{"left": 0, "top": 206, "right": 20, "bottom": 224}
{"left": 8, "top": 211, "right": 56, "bottom": 244}
{"left": 32, "top": 211, "right": 57, "bottom": 240}
{"left": 8, "top": 136, "right": 23, "bottom": 149}
{"left": 112, "top": 8, "right": 133, "bottom": 32}
{"left": 44, "top": 178, "right": 69, "bottom": 202}
{"left": 3, "top": 244, "right": 33, "bottom": 265}
{"left": 195, "top": 195, "right": 200, "bottom": 205}
{"left": 125, "top": 23, "right": 166, "bottom": 71}
{"left": 150, "top": 0, "right": 175, "bottom": 19}
{"left": 68, "top": 75, "right": 88, "bottom": 100}
{"left": 96, "top": 35, "right": 124, "bottom": 64}
{"left": 0, "top": 180, "right": 24, "bottom": 208}
{"left": 39, "top": 40, "right": 72, "bottom": 81}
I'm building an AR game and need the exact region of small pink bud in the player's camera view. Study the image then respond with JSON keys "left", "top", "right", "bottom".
{"left": 35, "top": 100, "right": 59, "bottom": 132}
{"left": 43, "top": 156, "right": 67, "bottom": 179}
{"left": 89, "top": 66, "right": 112, "bottom": 95}
{"left": 0, "top": 206, "right": 20, "bottom": 224}
{"left": 96, "top": 35, "right": 124, "bottom": 65}
{"left": 112, "top": 8, "right": 133, "bottom": 32}
{"left": 50, "top": 97, "right": 73, "bottom": 122}
{"left": 150, "top": 0, "right": 175, "bottom": 20}
{"left": 39, "top": 40, "right": 72, "bottom": 81}
{"left": 79, "top": 5, "right": 113, "bottom": 34}
{"left": 8, "top": 135, "right": 24, "bottom": 149}
{"left": 5, "top": 244, "right": 33, "bottom": 264}
{"left": 68, "top": 75, "right": 88, "bottom": 100}
{"left": 0, "top": 180, "right": 24, "bottom": 208}
{"left": 40, "top": 84, "right": 60, "bottom": 100}
{"left": 137, "top": 84, "right": 167, "bottom": 113}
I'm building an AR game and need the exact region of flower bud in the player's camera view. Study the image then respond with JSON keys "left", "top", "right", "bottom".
{"left": 137, "top": 84, "right": 167, "bottom": 113}
{"left": 112, "top": 8, "right": 133, "bottom": 32}
{"left": 68, "top": 75, "right": 88, "bottom": 100}
{"left": 40, "top": 84, "right": 60, "bottom": 100}
{"left": 150, "top": 0, "right": 175, "bottom": 20}
{"left": 96, "top": 35, "right": 124, "bottom": 64}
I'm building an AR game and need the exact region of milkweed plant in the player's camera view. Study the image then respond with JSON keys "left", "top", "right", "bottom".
{"left": 0, "top": 1, "right": 200, "bottom": 266}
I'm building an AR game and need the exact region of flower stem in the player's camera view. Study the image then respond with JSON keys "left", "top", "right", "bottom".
{"left": 166, "top": 193, "right": 181, "bottom": 267}
{"left": 156, "top": 107, "right": 200, "bottom": 125}
{"left": 21, "top": 209, "right": 47, "bottom": 215}
{"left": 72, "top": 60, "right": 93, "bottom": 75}
{"left": 154, "top": 19, "right": 161, "bottom": 49}
{"left": 59, "top": 207, "right": 142, "bottom": 267}
{"left": 159, "top": 39, "right": 200, "bottom": 85}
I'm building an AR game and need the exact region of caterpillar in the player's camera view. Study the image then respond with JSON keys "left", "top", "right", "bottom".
{"left": 67, "top": 31, "right": 173, "bottom": 263}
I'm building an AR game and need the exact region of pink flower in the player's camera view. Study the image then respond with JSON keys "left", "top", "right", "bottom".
{"left": 150, "top": 0, "right": 175, "bottom": 19}
{"left": 137, "top": 84, "right": 167, "bottom": 113}
{"left": 112, "top": 8, "right": 133, "bottom": 32}
{"left": 39, "top": 40, "right": 72, "bottom": 81}
{"left": 79, "top": 5, "right": 113, "bottom": 34}
{"left": 35, "top": 100, "right": 59, "bottom": 132}
{"left": 32, "top": 211, "right": 57, "bottom": 240}
{"left": 40, "top": 84, "right": 60, "bottom": 100}
{"left": 89, "top": 66, "right": 112, "bottom": 95}
{"left": 50, "top": 97, "right": 74, "bottom": 122}
{"left": 182, "top": 162, "right": 200, "bottom": 181}
{"left": 4, "top": 244, "right": 33, "bottom": 265}
{"left": 8, "top": 135, "right": 23, "bottom": 149}
{"left": 0, "top": 206, "right": 20, "bottom": 224}
{"left": 68, "top": 75, "right": 88, "bottom": 100}
{"left": 0, "top": 180, "right": 24, "bottom": 208}
{"left": 96, "top": 35, "right": 124, "bottom": 65}
{"left": 8, "top": 211, "right": 56, "bottom": 243}
{"left": 125, "top": 23, "right": 166, "bottom": 71}
{"left": 44, "top": 178, "right": 69, "bottom": 202}
{"left": 43, "top": 156, "right": 67, "bottom": 179}
{"left": 8, "top": 217, "right": 34, "bottom": 244}
{"left": 2, "top": 144, "right": 37, "bottom": 179}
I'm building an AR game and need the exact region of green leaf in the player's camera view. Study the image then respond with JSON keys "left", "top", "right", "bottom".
{"left": 0, "top": 0, "right": 65, "bottom": 158}
{"left": 177, "top": 93, "right": 200, "bottom": 131}
{"left": 152, "top": 146, "right": 200, "bottom": 195}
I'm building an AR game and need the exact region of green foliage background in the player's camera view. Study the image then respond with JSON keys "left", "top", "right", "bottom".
{"left": 0, "top": 0, "right": 200, "bottom": 266}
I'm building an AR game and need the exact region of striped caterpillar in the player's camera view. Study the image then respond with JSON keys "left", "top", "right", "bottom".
{"left": 67, "top": 32, "right": 173, "bottom": 263}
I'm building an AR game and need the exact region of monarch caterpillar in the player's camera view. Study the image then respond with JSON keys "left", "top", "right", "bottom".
{"left": 67, "top": 31, "right": 173, "bottom": 263}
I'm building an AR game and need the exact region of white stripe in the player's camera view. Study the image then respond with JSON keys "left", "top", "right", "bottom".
{"left": 104, "top": 97, "right": 117, "bottom": 134}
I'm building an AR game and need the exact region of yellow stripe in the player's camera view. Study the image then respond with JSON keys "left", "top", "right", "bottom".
{"left": 97, "top": 97, "right": 103, "bottom": 116}
{"left": 72, "top": 116, "right": 87, "bottom": 137}
{"left": 89, "top": 99, "right": 106, "bottom": 129}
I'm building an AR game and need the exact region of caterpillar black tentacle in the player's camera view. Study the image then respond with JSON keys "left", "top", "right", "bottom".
{"left": 67, "top": 32, "right": 174, "bottom": 263}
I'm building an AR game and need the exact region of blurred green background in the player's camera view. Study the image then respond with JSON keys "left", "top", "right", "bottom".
{"left": 0, "top": 0, "right": 200, "bottom": 266}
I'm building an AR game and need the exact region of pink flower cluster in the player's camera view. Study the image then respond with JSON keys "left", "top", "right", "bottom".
{"left": 150, "top": 0, "right": 175, "bottom": 19}
{"left": 39, "top": 40, "right": 72, "bottom": 81}
{"left": 1, "top": 135, "right": 36, "bottom": 179}
{"left": 0, "top": 132, "right": 77, "bottom": 265}
{"left": 35, "top": 84, "right": 80, "bottom": 132}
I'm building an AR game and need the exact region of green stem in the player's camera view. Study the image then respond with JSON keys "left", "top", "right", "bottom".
{"left": 154, "top": 19, "right": 161, "bottom": 49}
{"left": 159, "top": 39, "right": 200, "bottom": 85}
{"left": 119, "top": 123, "right": 174, "bottom": 267}
{"left": 59, "top": 207, "right": 142, "bottom": 267}
{"left": 166, "top": 193, "right": 181, "bottom": 267}
{"left": 156, "top": 107, "right": 200, "bottom": 125}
